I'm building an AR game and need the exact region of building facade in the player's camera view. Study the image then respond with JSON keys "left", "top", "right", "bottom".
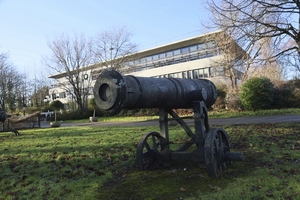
{"left": 48, "top": 30, "right": 245, "bottom": 105}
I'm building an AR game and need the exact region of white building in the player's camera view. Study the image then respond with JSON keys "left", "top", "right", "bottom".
{"left": 48, "top": 30, "right": 246, "bottom": 105}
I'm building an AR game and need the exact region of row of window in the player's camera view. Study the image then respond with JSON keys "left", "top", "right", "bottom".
{"left": 156, "top": 67, "right": 243, "bottom": 80}
{"left": 156, "top": 67, "right": 214, "bottom": 79}
{"left": 129, "top": 40, "right": 217, "bottom": 65}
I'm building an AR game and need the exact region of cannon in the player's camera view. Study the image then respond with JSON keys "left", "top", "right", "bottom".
{"left": 0, "top": 111, "right": 19, "bottom": 136}
{"left": 93, "top": 70, "right": 244, "bottom": 177}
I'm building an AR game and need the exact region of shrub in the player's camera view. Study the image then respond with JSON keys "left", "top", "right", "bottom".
{"left": 272, "top": 81, "right": 295, "bottom": 109}
{"left": 49, "top": 100, "right": 64, "bottom": 111}
{"left": 212, "top": 86, "right": 226, "bottom": 110}
{"left": 240, "top": 77, "right": 274, "bottom": 110}
{"left": 225, "top": 93, "right": 242, "bottom": 110}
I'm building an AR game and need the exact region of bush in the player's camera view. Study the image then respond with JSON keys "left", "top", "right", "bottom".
{"left": 240, "top": 77, "right": 274, "bottom": 110}
{"left": 49, "top": 100, "right": 64, "bottom": 111}
{"left": 225, "top": 93, "right": 242, "bottom": 110}
{"left": 212, "top": 86, "right": 226, "bottom": 110}
{"left": 272, "top": 81, "right": 295, "bottom": 109}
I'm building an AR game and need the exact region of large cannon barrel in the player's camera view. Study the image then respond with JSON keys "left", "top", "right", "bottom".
{"left": 93, "top": 70, "right": 217, "bottom": 115}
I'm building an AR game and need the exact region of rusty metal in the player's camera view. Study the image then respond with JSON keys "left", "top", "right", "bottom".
{"left": 93, "top": 70, "right": 244, "bottom": 177}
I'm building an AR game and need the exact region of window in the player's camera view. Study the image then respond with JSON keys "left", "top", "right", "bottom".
{"left": 190, "top": 45, "right": 197, "bottom": 52}
{"left": 193, "top": 70, "right": 199, "bottom": 79}
{"left": 92, "top": 75, "right": 98, "bottom": 80}
{"left": 173, "top": 49, "right": 180, "bottom": 56}
{"left": 204, "top": 68, "right": 209, "bottom": 77}
{"left": 187, "top": 71, "right": 192, "bottom": 79}
{"left": 166, "top": 51, "right": 173, "bottom": 57}
{"left": 140, "top": 58, "right": 146, "bottom": 63}
{"left": 182, "top": 71, "right": 187, "bottom": 78}
{"left": 51, "top": 93, "right": 57, "bottom": 100}
{"left": 199, "top": 69, "right": 204, "bottom": 77}
{"left": 146, "top": 56, "right": 152, "bottom": 62}
{"left": 159, "top": 53, "right": 165, "bottom": 59}
{"left": 198, "top": 43, "right": 206, "bottom": 50}
{"left": 209, "top": 67, "right": 214, "bottom": 77}
{"left": 181, "top": 47, "right": 189, "bottom": 54}
{"left": 152, "top": 54, "right": 159, "bottom": 60}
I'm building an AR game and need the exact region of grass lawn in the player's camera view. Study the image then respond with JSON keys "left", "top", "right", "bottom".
{"left": 1, "top": 121, "right": 300, "bottom": 199}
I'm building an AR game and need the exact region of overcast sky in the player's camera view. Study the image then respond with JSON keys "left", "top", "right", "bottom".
{"left": 0, "top": 0, "right": 210, "bottom": 77}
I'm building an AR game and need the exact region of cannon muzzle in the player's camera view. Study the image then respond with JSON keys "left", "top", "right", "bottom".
{"left": 93, "top": 70, "right": 217, "bottom": 115}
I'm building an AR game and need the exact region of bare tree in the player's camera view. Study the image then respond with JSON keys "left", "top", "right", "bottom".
{"left": 93, "top": 26, "right": 138, "bottom": 72}
{"left": 30, "top": 74, "right": 49, "bottom": 108}
{"left": 0, "top": 52, "right": 25, "bottom": 113}
{"left": 45, "top": 33, "right": 94, "bottom": 114}
{"left": 205, "top": 0, "right": 300, "bottom": 74}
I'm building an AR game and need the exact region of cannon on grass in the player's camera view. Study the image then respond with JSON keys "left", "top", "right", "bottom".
{"left": 93, "top": 70, "right": 244, "bottom": 177}
{"left": 0, "top": 111, "right": 20, "bottom": 136}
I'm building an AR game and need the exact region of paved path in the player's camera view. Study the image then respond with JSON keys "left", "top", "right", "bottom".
{"left": 40, "top": 114, "right": 300, "bottom": 128}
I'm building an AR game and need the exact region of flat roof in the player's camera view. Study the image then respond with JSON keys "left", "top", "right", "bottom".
{"left": 48, "top": 30, "right": 244, "bottom": 79}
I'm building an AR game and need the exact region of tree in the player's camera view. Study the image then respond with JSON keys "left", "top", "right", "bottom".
{"left": 88, "top": 98, "right": 97, "bottom": 118}
{"left": 205, "top": 0, "right": 300, "bottom": 74}
{"left": 0, "top": 52, "right": 25, "bottom": 113}
{"left": 45, "top": 33, "right": 94, "bottom": 114}
{"left": 49, "top": 100, "right": 64, "bottom": 122}
{"left": 240, "top": 77, "right": 274, "bottom": 110}
{"left": 93, "top": 26, "right": 138, "bottom": 72}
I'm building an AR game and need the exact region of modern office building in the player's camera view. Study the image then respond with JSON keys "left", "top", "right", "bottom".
{"left": 48, "top": 30, "right": 246, "bottom": 104}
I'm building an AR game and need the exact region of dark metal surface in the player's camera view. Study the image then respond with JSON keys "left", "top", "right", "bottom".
{"left": 93, "top": 70, "right": 217, "bottom": 115}
{"left": 136, "top": 132, "right": 168, "bottom": 170}
{"left": 93, "top": 70, "right": 244, "bottom": 177}
{"left": 204, "top": 128, "right": 232, "bottom": 177}
{"left": 0, "top": 111, "right": 20, "bottom": 136}
{"left": 0, "top": 111, "right": 7, "bottom": 123}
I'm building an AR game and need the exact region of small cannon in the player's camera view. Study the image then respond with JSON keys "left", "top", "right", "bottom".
{"left": 0, "top": 111, "right": 19, "bottom": 136}
{"left": 93, "top": 70, "right": 244, "bottom": 177}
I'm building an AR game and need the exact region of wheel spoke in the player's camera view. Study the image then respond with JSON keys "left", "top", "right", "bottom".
{"left": 136, "top": 132, "right": 167, "bottom": 170}
{"left": 152, "top": 135, "right": 157, "bottom": 149}
{"left": 205, "top": 128, "right": 231, "bottom": 177}
{"left": 144, "top": 141, "right": 151, "bottom": 152}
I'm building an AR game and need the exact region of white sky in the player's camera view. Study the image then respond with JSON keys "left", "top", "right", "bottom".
{"left": 0, "top": 0, "right": 210, "bottom": 77}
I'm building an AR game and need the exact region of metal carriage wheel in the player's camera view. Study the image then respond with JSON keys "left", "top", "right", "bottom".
{"left": 136, "top": 132, "right": 168, "bottom": 170}
{"left": 205, "top": 128, "right": 232, "bottom": 177}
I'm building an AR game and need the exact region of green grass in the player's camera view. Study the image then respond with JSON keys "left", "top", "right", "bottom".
{"left": 208, "top": 108, "right": 300, "bottom": 118}
{"left": 67, "top": 108, "right": 300, "bottom": 123}
{"left": 1, "top": 122, "right": 300, "bottom": 199}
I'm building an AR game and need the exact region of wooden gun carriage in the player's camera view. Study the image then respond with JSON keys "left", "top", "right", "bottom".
{"left": 93, "top": 70, "right": 244, "bottom": 177}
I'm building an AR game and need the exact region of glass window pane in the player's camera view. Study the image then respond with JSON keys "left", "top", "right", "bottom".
{"left": 173, "top": 49, "right": 180, "bottom": 56}
{"left": 204, "top": 68, "right": 209, "bottom": 77}
{"left": 159, "top": 53, "right": 165, "bottom": 59}
{"left": 166, "top": 51, "right": 173, "bottom": 57}
{"left": 146, "top": 56, "right": 152, "bottom": 62}
{"left": 187, "top": 71, "right": 192, "bottom": 79}
{"left": 190, "top": 45, "right": 197, "bottom": 52}
{"left": 209, "top": 67, "right": 214, "bottom": 77}
{"left": 152, "top": 54, "right": 159, "bottom": 60}
{"left": 181, "top": 47, "right": 189, "bottom": 54}
{"left": 193, "top": 70, "right": 199, "bottom": 79}
{"left": 198, "top": 43, "right": 206, "bottom": 50}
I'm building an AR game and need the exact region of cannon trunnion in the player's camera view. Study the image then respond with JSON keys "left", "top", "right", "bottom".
{"left": 93, "top": 70, "right": 244, "bottom": 177}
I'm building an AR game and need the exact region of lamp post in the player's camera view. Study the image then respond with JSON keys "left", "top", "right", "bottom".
{"left": 22, "top": 95, "right": 26, "bottom": 116}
